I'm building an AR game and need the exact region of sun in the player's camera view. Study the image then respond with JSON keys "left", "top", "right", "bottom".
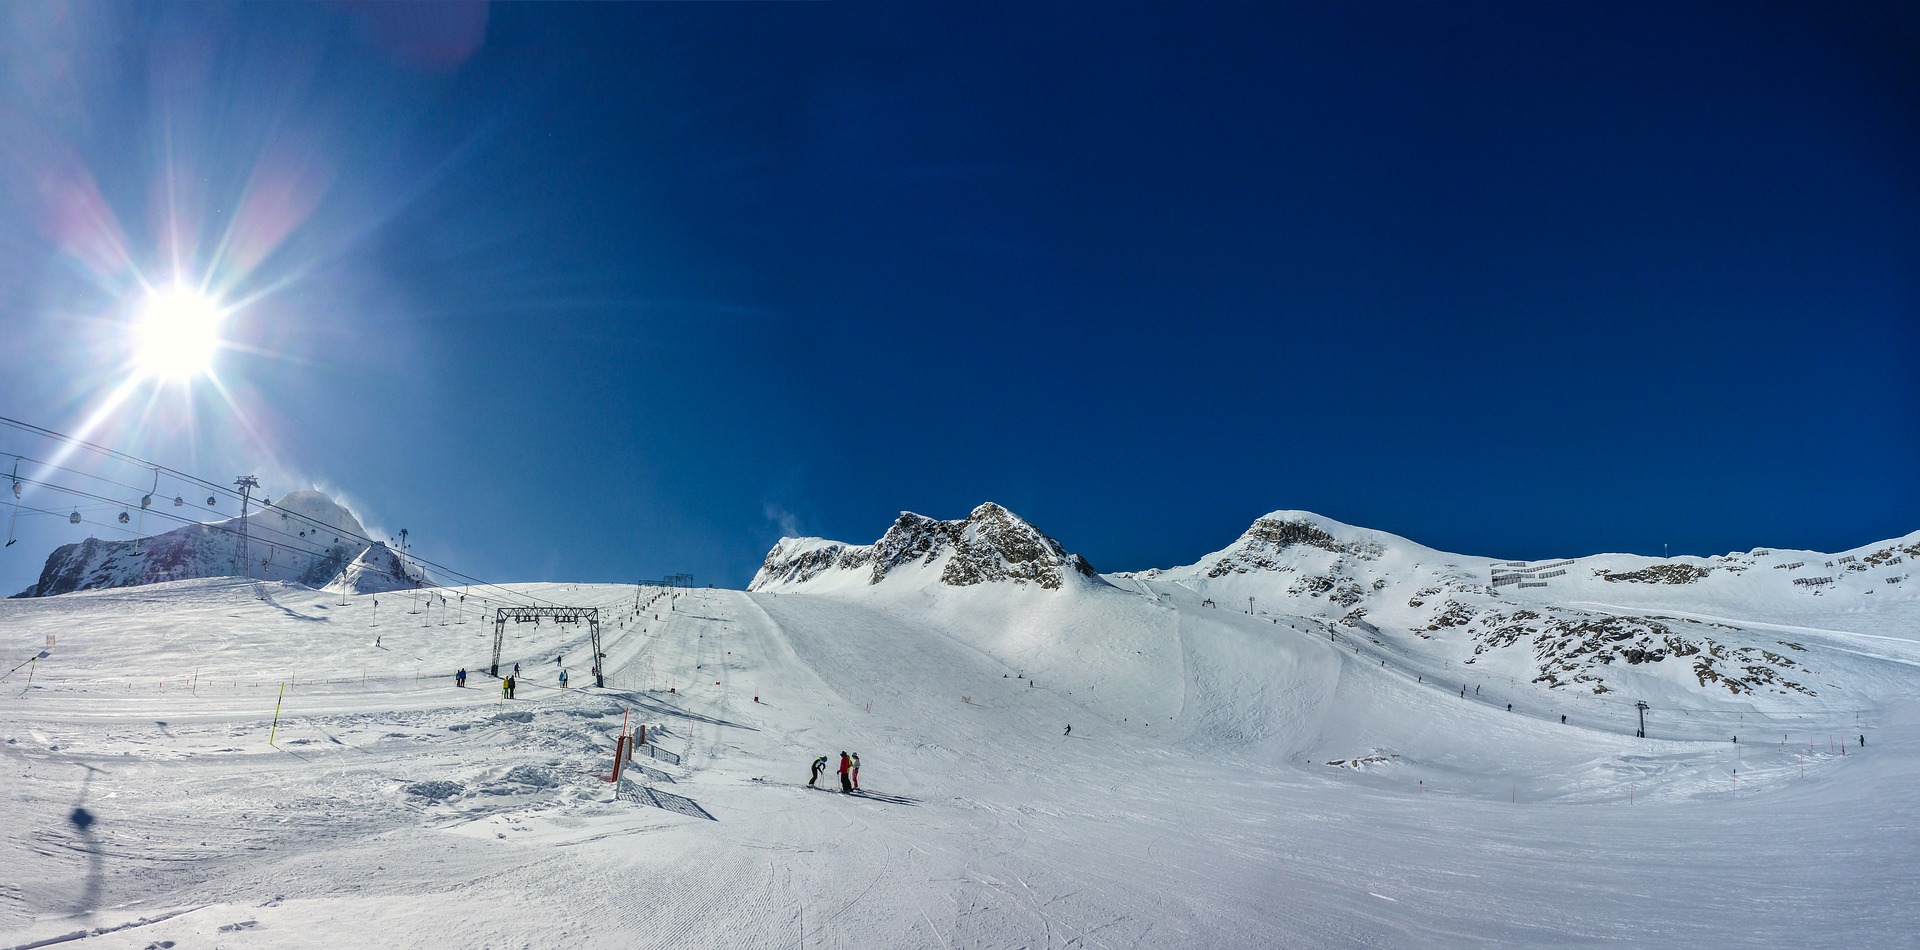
{"left": 134, "top": 285, "right": 225, "bottom": 381}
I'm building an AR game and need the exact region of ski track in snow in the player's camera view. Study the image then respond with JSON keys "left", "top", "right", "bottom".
{"left": 0, "top": 577, "right": 1914, "bottom": 948}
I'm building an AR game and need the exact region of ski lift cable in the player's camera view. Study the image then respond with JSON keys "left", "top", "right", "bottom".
{"left": 8, "top": 496, "right": 435, "bottom": 591}
{"left": 7, "top": 476, "right": 440, "bottom": 592}
{"left": 0, "top": 425, "right": 552, "bottom": 607}
{"left": 0, "top": 421, "right": 541, "bottom": 603}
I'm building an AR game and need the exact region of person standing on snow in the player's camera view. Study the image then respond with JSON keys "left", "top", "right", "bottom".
{"left": 559, "top": 668, "right": 569, "bottom": 689}
{"left": 850, "top": 753, "right": 861, "bottom": 791}
{"left": 456, "top": 668, "right": 467, "bottom": 688}
{"left": 838, "top": 751, "right": 853, "bottom": 793}
{"left": 809, "top": 755, "right": 828, "bottom": 787}
{"left": 502, "top": 676, "right": 512, "bottom": 700}
{"left": 1064, "top": 724, "right": 1071, "bottom": 736}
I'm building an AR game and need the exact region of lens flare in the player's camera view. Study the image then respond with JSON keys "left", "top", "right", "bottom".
{"left": 134, "top": 285, "right": 224, "bottom": 381}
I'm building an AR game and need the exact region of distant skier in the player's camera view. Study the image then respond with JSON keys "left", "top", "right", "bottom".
{"left": 850, "top": 753, "right": 861, "bottom": 790}
{"left": 456, "top": 668, "right": 467, "bottom": 688}
{"left": 1064, "top": 724, "right": 1071, "bottom": 736}
{"left": 513, "top": 662, "right": 521, "bottom": 676}
{"left": 556, "top": 655, "right": 563, "bottom": 666}
{"left": 559, "top": 669, "right": 569, "bottom": 689}
{"left": 809, "top": 755, "right": 828, "bottom": 787}
{"left": 1560, "top": 715, "right": 1566, "bottom": 724}
{"left": 507, "top": 675, "right": 517, "bottom": 699}
{"left": 1506, "top": 703, "right": 1511, "bottom": 712}
{"left": 838, "top": 751, "right": 853, "bottom": 793}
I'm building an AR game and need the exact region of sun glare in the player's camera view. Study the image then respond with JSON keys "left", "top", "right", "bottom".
{"left": 135, "top": 285, "right": 224, "bottom": 381}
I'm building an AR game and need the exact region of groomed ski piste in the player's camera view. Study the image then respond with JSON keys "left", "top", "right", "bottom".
{"left": 4, "top": 523, "right": 1918, "bottom": 947}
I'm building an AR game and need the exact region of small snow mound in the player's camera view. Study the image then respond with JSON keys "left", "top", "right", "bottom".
{"left": 402, "top": 780, "right": 464, "bottom": 802}
{"left": 500, "top": 764, "right": 559, "bottom": 788}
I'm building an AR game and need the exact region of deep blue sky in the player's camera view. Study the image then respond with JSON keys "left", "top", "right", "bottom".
{"left": 0, "top": 1, "right": 1913, "bottom": 592}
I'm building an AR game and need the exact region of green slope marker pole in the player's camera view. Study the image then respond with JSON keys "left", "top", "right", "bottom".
{"left": 269, "top": 682, "right": 286, "bottom": 746}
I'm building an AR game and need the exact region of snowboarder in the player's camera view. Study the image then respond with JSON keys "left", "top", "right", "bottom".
{"left": 1064, "top": 724, "right": 1072, "bottom": 736}
{"left": 456, "top": 668, "right": 467, "bottom": 688}
{"left": 850, "top": 753, "right": 861, "bottom": 790}
{"left": 559, "top": 669, "right": 569, "bottom": 689}
{"left": 809, "top": 755, "right": 828, "bottom": 787}
{"left": 838, "top": 751, "right": 853, "bottom": 793}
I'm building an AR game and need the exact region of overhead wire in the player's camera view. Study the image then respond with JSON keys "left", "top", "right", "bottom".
{"left": 0, "top": 414, "right": 554, "bottom": 607}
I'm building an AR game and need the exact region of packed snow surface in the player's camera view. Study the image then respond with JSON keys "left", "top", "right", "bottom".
{"left": 3, "top": 513, "right": 1918, "bottom": 947}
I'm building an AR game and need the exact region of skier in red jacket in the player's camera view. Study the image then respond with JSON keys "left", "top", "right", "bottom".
{"left": 837, "top": 751, "right": 853, "bottom": 793}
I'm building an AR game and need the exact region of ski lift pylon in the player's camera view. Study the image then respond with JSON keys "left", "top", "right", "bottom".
{"left": 5, "top": 459, "right": 19, "bottom": 546}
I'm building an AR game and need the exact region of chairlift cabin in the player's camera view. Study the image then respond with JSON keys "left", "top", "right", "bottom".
{"left": 69, "top": 510, "right": 81, "bottom": 524}
{"left": 173, "top": 495, "right": 184, "bottom": 506}
{"left": 118, "top": 510, "right": 131, "bottom": 524}
{"left": 206, "top": 496, "right": 217, "bottom": 506}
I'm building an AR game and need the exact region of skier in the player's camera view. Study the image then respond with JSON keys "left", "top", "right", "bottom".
{"left": 559, "top": 669, "right": 569, "bottom": 689}
{"left": 1560, "top": 714, "right": 1566, "bottom": 724}
{"left": 1506, "top": 703, "right": 1511, "bottom": 712}
{"left": 456, "top": 668, "right": 467, "bottom": 688}
{"left": 1064, "top": 724, "right": 1071, "bottom": 736}
{"left": 513, "top": 661, "right": 521, "bottom": 676}
{"left": 809, "top": 755, "right": 828, "bottom": 787}
{"left": 838, "top": 751, "right": 853, "bottom": 793}
{"left": 850, "top": 753, "right": 861, "bottom": 791}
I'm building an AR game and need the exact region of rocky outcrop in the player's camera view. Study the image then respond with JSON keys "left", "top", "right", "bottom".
{"left": 1200, "top": 516, "right": 1387, "bottom": 578}
{"left": 750, "top": 503, "right": 1099, "bottom": 592}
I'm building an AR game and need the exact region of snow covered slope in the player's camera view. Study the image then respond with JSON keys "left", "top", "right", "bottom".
{"left": 334, "top": 540, "right": 428, "bottom": 595}
{"left": 2, "top": 575, "right": 1913, "bottom": 949}
{"left": 754, "top": 505, "right": 1920, "bottom": 722}
{"left": 1130, "top": 510, "right": 1920, "bottom": 717}
{"left": 13, "top": 489, "right": 423, "bottom": 597}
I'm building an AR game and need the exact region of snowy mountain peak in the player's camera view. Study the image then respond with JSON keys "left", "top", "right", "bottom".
{"left": 749, "top": 502, "right": 1099, "bottom": 592}
{"left": 14, "top": 487, "right": 405, "bottom": 597}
